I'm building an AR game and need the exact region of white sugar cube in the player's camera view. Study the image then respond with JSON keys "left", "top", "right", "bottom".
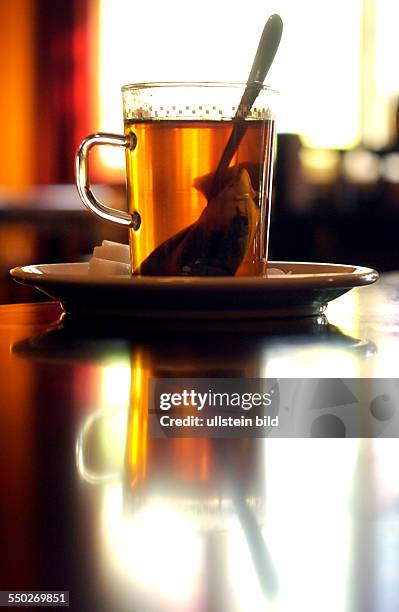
{"left": 92, "top": 240, "right": 130, "bottom": 264}
{"left": 267, "top": 267, "right": 286, "bottom": 276}
{"left": 88, "top": 256, "right": 131, "bottom": 277}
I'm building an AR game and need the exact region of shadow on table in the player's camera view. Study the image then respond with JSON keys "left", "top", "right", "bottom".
{"left": 12, "top": 311, "right": 376, "bottom": 366}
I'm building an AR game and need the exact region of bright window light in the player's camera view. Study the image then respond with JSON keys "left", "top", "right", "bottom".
{"left": 375, "top": 0, "right": 399, "bottom": 97}
{"left": 98, "top": 0, "right": 363, "bottom": 162}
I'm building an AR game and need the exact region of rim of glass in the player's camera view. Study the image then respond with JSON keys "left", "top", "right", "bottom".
{"left": 121, "top": 81, "right": 278, "bottom": 95}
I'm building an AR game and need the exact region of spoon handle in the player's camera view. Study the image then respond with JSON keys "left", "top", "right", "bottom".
{"left": 246, "top": 14, "right": 283, "bottom": 91}
{"left": 208, "top": 14, "right": 283, "bottom": 201}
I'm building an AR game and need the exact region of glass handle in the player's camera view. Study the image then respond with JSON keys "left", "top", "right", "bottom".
{"left": 75, "top": 408, "right": 126, "bottom": 485}
{"left": 75, "top": 132, "right": 141, "bottom": 229}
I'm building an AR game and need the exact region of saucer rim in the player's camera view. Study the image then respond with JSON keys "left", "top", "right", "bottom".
{"left": 10, "top": 260, "right": 379, "bottom": 292}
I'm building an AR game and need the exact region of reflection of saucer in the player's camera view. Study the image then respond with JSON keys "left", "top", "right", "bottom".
{"left": 10, "top": 261, "right": 378, "bottom": 319}
{"left": 12, "top": 318, "right": 377, "bottom": 367}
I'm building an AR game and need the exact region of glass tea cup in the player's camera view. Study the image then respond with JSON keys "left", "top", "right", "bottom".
{"left": 76, "top": 82, "right": 277, "bottom": 276}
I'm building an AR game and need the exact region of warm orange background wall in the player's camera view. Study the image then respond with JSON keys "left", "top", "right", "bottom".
{"left": 0, "top": 0, "right": 36, "bottom": 191}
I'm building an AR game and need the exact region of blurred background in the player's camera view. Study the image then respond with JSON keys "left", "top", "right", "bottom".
{"left": 1, "top": 0, "right": 399, "bottom": 302}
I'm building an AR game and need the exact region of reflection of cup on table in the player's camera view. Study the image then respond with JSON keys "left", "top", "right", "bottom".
{"left": 74, "top": 335, "right": 267, "bottom": 530}
{"left": 76, "top": 82, "right": 277, "bottom": 276}
{"left": 76, "top": 403, "right": 266, "bottom": 532}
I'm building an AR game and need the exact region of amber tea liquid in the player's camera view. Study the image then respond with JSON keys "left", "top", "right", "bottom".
{"left": 124, "top": 119, "right": 275, "bottom": 275}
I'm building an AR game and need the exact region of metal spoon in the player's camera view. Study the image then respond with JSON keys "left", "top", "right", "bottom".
{"left": 207, "top": 14, "right": 283, "bottom": 200}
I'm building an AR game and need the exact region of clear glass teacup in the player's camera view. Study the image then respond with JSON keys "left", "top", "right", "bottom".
{"left": 76, "top": 82, "right": 277, "bottom": 276}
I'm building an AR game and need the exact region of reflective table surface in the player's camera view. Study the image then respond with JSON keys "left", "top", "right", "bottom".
{"left": 1, "top": 274, "right": 399, "bottom": 611}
